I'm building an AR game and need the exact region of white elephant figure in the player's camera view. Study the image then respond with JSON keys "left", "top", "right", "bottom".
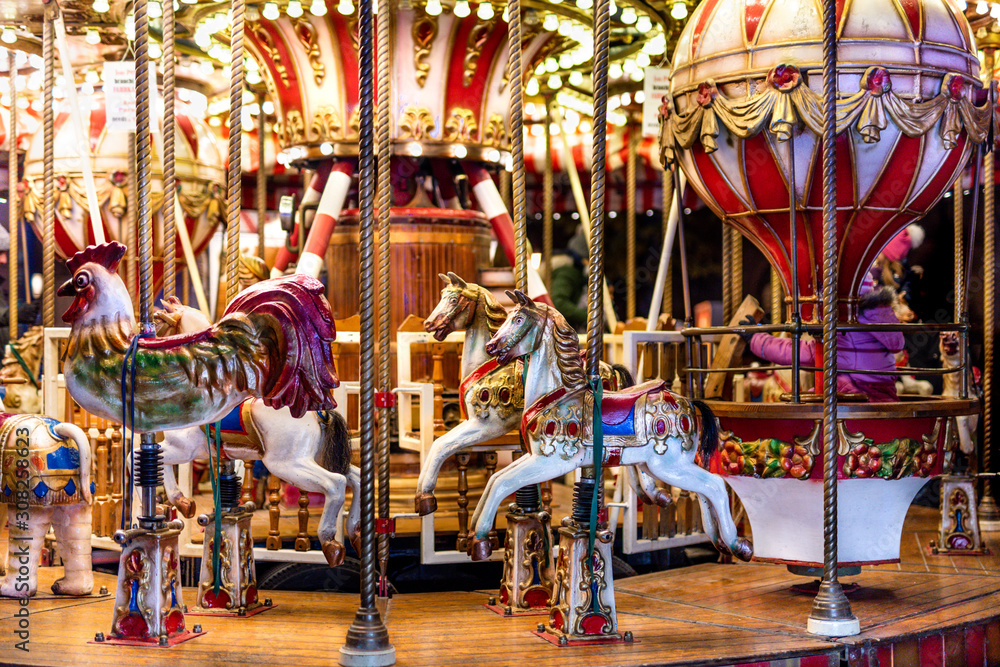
{"left": 0, "top": 413, "right": 93, "bottom": 597}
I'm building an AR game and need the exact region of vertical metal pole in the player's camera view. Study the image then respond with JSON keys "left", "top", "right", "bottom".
{"left": 162, "top": 0, "right": 177, "bottom": 300}
{"left": 257, "top": 92, "right": 267, "bottom": 260}
{"left": 543, "top": 100, "right": 554, "bottom": 286}
{"left": 730, "top": 228, "right": 742, "bottom": 312}
{"left": 807, "top": 0, "right": 859, "bottom": 636}
{"left": 227, "top": 0, "right": 245, "bottom": 304}
{"left": 788, "top": 139, "right": 802, "bottom": 402}
{"left": 375, "top": 0, "right": 392, "bottom": 595}
{"left": 770, "top": 268, "right": 782, "bottom": 325}
{"left": 980, "top": 137, "right": 998, "bottom": 522}
{"left": 509, "top": 0, "right": 526, "bottom": 292}
{"left": 626, "top": 123, "right": 636, "bottom": 321}
{"left": 42, "top": 6, "right": 54, "bottom": 328}
{"left": 587, "top": 0, "right": 610, "bottom": 381}
{"left": 8, "top": 50, "right": 18, "bottom": 341}
{"left": 954, "top": 177, "right": 964, "bottom": 325}
{"left": 673, "top": 167, "right": 692, "bottom": 325}
{"left": 340, "top": 0, "right": 394, "bottom": 662}
{"left": 661, "top": 170, "right": 673, "bottom": 318}
{"left": 721, "top": 227, "right": 733, "bottom": 323}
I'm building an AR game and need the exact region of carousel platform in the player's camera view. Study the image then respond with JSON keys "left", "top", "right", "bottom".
{"left": 2, "top": 506, "right": 1000, "bottom": 666}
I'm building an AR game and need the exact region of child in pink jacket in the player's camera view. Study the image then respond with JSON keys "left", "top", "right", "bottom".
{"left": 742, "top": 287, "right": 904, "bottom": 402}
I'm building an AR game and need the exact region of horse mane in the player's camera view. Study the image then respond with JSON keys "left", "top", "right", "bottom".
{"left": 475, "top": 285, "right": 508, "bottom": 336}
{"left": 3, "top": 325, "right": 44, "bottom": 373}
{"left": 541, "top": 304, "right": 588, "bottom": 389}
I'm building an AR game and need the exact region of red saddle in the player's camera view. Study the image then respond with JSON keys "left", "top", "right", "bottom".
{"left": 600, "top": 379, "right": 669, "bottom": 426}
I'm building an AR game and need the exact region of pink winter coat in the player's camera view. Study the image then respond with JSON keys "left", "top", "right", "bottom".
{"left": 749, "top": 305, "right": 904, "bottom": 402}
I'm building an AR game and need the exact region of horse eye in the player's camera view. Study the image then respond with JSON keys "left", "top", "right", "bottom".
{"left": 74, "top": 271, "right": 91, "bottom": 289}
{"left": 450, "top": 296, "right": 458, "bottom": 304}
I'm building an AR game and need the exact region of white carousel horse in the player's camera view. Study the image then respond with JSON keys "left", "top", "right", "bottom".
{"left": 467, "top": 289, "right": 753, "bottom": 562}
{"left": 0, "top": 326, "right": 43, "bottom": 414}
{"left": 940, "top": 331, "right": 979, "bottom": 454}
{"left": 414, "top": 273, "right": 671, "bottom": 515}
{"left": 153, "top": 295, "right": 360, "bottom": 567}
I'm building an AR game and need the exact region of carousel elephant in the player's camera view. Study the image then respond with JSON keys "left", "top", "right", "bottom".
{"left": 0, "top": 413, "right": 94, "bottom": 597}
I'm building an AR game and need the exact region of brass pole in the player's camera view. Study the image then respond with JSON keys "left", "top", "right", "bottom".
{"left": 731, "top": 228, "right": 743, "bottom": 311}
{"left": 954, "top": 176, "right": 964, "bottom": 324}
{"left": 509, "top": 0, "right": 526, "bottom": 291}
{"left": 661, "top": 170, "right": 673, "bottom": 318}
{"left": 626, "top": 122, "right": 636, "bottom": 321}
{"left": 543, "top": 98, "right": 553, "bottom": 286}
{"left": 721, "top": 226, "right": 733, "bottom": 324}
{"left": 226, "top": 0, "right": 246, "bottom": 304}
{"left": 162, "top": 0, "right": 177, "bottom": 299}
{"left": 42, "top": 5, "right": 54, "bottom": 328}
{"left": 8, "top": 50, "right": 18, "bottom": 342}
{"left": 257, "top": 92, "right": 267, "bottom": 260}
{"left": 770, "top": 267, "right": 782, "bottom": 325}
{"left": 980, "top": 131, "right": 998, "bottom": 522}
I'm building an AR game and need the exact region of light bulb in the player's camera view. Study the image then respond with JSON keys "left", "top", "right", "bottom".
{"left": 86, "top": 27, "right": 101, "bottom": 44}
{"left": 287, "top": 0, "right": 303, "bottom": 17}
{"left": 195, "top": 28, "right": 211, "bottom": 48}
{"left": 525, "top": 77, "right": 539, "bottom": 96}
{"left": 92, "top": 0, "right": 110, "bottom": 12}
{"left": 263, "top": 2, "right": 280, "bottom": 19}
{"left": 201, "top": 60, "right": 214, "bottom": 75}
{"left": 545, "top": 57, "right": 558, "bottom": 72}
{"left": 502, "top": 3, "right": 509, "bottom": 21}
{"left": 547, "top": 73, "right": 561, "bottom": 88}
{"left": 559, "top": 53, "right": 572, "bottom": 69}
{"left": 454, "top": 0, "right": 471, "bottom": 17}
{"left": 609, "top": 62, "right": 623, "bottom": 78}
{"left": 636, "top": 51, "right": 650, "bottom": 68}
{"left": 977, "top": 0, "right": 988, "bottom": 13}
{"left": 635, "top": 15, "right": 652, "bottom": 32}
{"left": 0, "top": 27, "right": 14, "bottom": 44}
{"left": 543, "top": 13, "right": 558, "bottom": 30}
{"left": 310, "top": 0, "right": 328, "bottom": 15}
{"left": 569, "top": 70, "right": 583, "bottom": 85}
{"left": 246, "top": 68, "right": 262, "bottom": 84}
{"left": 477, "top": 1, "right": 494, "bottom": 19}
{"left": 620, "top": 5, "right": 636, "bottom": 23}
{"left": 81, "top": 82, "right": 95, "bottom": 96}
{"left": 337, "top": 0, "right": 354, "bottom": 14}
{"left": 85, "top": 69, "right": 100, "bottom": 84}
{"left": 958, "top": 0, "right": 967, "bottom": 8}
{"left": 992, "top": 2, "right": 1000, "bottom": 17}
{"left": 149, "top": 41, "right": 162, "bottom": 58}
{"left": 263, "top": 100, "right": 275, "bottom": 114}
{"left": 577, "top": 0, "right": 593, "bottom": 8}
{"left": 558, "top": 18, "right": 572, "bottom": 35}
{"left": 634, "top": 90, "right": 645, "bottom": 104}
{"left": 425, "top": 0, "right": 442, "bottom": 15}
{"left": 149, "top": 0, "right": 162, "bottom": 18}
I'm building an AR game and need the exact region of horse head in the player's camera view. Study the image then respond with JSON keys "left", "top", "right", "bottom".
{"left": 424, "top": 272, "right": 475, "bottom": 341}
{"left": 486, "top": 290, "right": 546, "bottom": 366}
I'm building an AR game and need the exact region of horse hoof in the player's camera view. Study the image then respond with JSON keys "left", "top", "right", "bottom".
{"left": 349, "top": 531, "right": 362, "bottom": 559}
{"left": 733, "top": 537, "right": 754, "bottom": 562}
{"left": 415, "top": 493, "right": 437, "bottom": 516}
{"left": 322, "top": 540, "right": 346, "bottom": 567}
{"left": 469, "top": 538, "right": 492, "bottom": 561}
{"left": 174, "top": 497, "right": 196, "bottom": 519}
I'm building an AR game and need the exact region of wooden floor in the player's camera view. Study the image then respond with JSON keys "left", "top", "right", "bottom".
{"left": 2, "top": 506, "right": 1000, "bottom": 666}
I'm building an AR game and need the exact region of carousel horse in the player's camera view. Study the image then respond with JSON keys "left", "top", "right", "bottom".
{"left": 468, "top": 290, "right": 754, "bottom": 562}
{"left": 152, "top": 292, "right": 361, "bottom": 567}
{"left": 0, "top": 326, "right": 43, "bottom": 414}
{"left": 415, "top": 273, "right": 671, "bottom": 515}
{"left": 940, "top": 331, "right": 979, "bottom": 454}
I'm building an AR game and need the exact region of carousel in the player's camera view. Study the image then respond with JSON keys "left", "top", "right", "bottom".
{"left": 0, "top": 0, "right": 997, "bottom": 663}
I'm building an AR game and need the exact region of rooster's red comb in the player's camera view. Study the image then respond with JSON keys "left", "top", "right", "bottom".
{"left": 66, "top": 242, "right": 127, "bottom": 275}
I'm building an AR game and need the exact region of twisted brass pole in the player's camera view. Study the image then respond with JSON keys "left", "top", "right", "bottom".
{"left": 257, "top": 92, "right": 266, "bottom": 260}
{"left": 721, "top": 227, "right": 733, "bottom": 323}
{"left": 981, "top": 143, "right": 997, "bottom": 521}
{"left": 587, "top": 0, "right": 610, "bottom": 381}
{"left": 375, "top": 0, "right": 392, "bottom": 587}
{"left": 135, "top": 0, "right": 153, "bottom": 326}
{"left": 807, "top": 0, "right": 858, "bottom": 634}
{"left": 770, "top": 268, "right": 782, "bottom": 325}
{"left": 226, "top": 0, "right": 245, "bottom": 304}
{"left": 162, "top": 0, "right": 177, "bottom": 299}
{"left": 661, "top": 170, "right": 673, "bottom": 318}
{"left": 340, "top": 0, "right": 394, "bottom": 662}
{"left": 543, "top": 98, "right": 553, "bottom": 286}
{"left": 8, "top": 50, "right": 18, "bottom": 341}
{"left": 42, "top": 7, "right": 54, "bottom": 328}
{"left": 508, "top": 0, "right": 526, "bottom": 291}
{"left": 626, "top": 123, "right": 636, "bottom": 321}
{"left": 731, "top": 228, "right": 743, "bottom": 311}
{"left": 954, "top": 177, "right": 964, "bottom": 324}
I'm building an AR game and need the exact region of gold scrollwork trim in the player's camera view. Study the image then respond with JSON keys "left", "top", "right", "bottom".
{"left": 292, "top": 18, "right": 325, "bottom": 86}
{"left": 412, "top": 13, "right": 437, "bottom": 88}
{"left": 443, "top": 108, "right": 478, "bottom": 143}
{"left": 248, "top": 22, "right": 290, "bottom": 88}
{"left": 398, "top": 105, "right": 436, "bottom": 140}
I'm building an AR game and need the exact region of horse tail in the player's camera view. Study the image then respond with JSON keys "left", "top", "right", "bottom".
{"left": 52, "top": 421, "right": 93, "bottom": 503}
{"left": 317, "top": 410, "right": 352, "bottom": 476}
{"left": 691, "top": 399, "right": 718, "bottom": 462}
{"left": 612, "top": 363, "right": 635, "bottom": 389}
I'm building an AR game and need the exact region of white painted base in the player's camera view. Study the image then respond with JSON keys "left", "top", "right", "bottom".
{"left": 726, "top": 477, "right": 930, "bottom": 565}
{"left": 806, "top": 615, "right": 861, "bottom": 637}
{"left": 338, "top": 646, "right": 396, "bottom": 667}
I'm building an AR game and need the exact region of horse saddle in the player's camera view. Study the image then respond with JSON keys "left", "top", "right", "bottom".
{"left": 600, "top": 380, "right": 668, "bottom": 436}
{"left": 206, "top": 401, "right": 265, "bottom": 461}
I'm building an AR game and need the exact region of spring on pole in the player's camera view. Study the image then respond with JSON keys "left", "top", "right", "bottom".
{"left": 135, "top": 441, "right": 163, "bottom": 488}
{"left": 515, "top": 485, "right": 541, "bottom": 513}
{"left": 219, "top": 467, "right": 241, "bottom": 511}
{"left": 571, "top": 477, "right": 597, "bottom": 526}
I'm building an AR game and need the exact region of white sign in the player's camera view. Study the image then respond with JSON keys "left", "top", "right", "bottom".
{"left": 104, "top": 61, "right": 136, "bottom": 132}
{"left": 641, "top": 67, "right": 671, "bottom": 137}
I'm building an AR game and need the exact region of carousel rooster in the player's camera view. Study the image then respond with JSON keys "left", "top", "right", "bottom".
{"left": 58, "top": 242, "right": 338, "bottom": 432}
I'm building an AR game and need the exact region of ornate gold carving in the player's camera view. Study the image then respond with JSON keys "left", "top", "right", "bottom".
{"left": 468, "top": 359, "right": 523, "bottom": 421}
{"left": 482, "top": 114, "right": 506, "bottom": 147}
{"left": 398, "top": 105, "right": 436, "bottom": 140}
{"left": 198, "top": 530, "right": 235, "bottom": 608}
{"left": 348, "top": 106, "right": 360, "bottom": 138}
{"left": 309, "top": 106, "right": 344, "bottom": 142}
{"left": 277, "top": 109, "right": 306, "bottom": 146}
{"left": 248, "top": 22, "right": 290, "bottom": 88}
{"left": 464, "top": 18, "right": 495, "bottom": 86}
{"left": 443, "top": 107, "right": 478, "bottom": 142}
{"left": 412, "top": 13, "right": 437, "bottom": 88}
{"left": 795, "top": 420, "right": 823, "bottom": 457}
{"left": 292, "top": 18, "right": 324, "bottom": 86}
